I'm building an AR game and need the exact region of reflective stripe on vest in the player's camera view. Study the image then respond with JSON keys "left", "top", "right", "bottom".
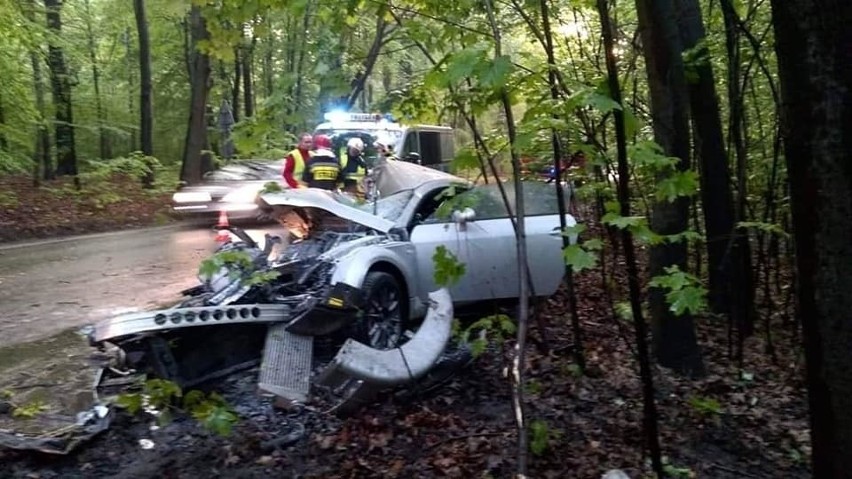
{"left": 290, "top": 149, "right": 308, "bottom": 186}
{"left": 307, "top": 158, "right": 341, "bottom": 182}
{"left": 340, "top": 152, "right": 366, "bottom": 181}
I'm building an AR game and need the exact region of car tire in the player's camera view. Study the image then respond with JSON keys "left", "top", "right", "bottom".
{"left": 354, "top": 271, "right": 409, "bottom": 350}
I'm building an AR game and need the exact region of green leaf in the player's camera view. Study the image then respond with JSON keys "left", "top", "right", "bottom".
{"left": 200, "top": 405, "right": 238, "bottom": 436}
{"left": 479, "top": 55, "right": 513, "bottom": 89}
{"left": 529, "top": 420, "right": 550, "bottom": 456}
{"left": 602, "top": 212, "right": 646, "bottom": 229}
{"left": 563, "top": 244, "right": 598, "bottom": 273}
{"left": 656, "top": 170, "right": 698, "bottom": 202}
{"left": 116, "top": 393, "right": 143, "bottom": 415}
{"left": 433, "top": 245, "right": 466, "bottom": 287}
{"left": 667, "top": 286, "right": 707, "bottom": 316}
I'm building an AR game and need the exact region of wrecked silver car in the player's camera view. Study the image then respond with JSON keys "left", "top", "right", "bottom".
{"left": 88, "top": 160, "right": 577, "bottom": 413}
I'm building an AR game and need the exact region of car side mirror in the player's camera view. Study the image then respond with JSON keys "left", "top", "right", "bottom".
{"left": 452, "top": 207, "right": 476, "bottom": 230}
{"left": 406, "top": 152, "right": 422, "bottom": 164}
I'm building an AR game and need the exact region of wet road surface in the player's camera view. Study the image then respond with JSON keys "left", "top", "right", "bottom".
{"left": 0, "top": 223, "right": 280, "bottom": 346}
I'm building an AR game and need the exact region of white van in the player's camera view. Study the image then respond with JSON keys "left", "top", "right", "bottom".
{"left": 313, "top": 112, "right": 456, "bottom": 171}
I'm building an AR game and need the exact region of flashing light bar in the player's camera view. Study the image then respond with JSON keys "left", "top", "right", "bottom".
{"left": 323, "top": 111, "right": 397, "bottom": 123}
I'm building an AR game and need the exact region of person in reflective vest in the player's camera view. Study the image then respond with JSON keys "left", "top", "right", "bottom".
{"left": 282, "top": 133, "right": 312, "bottom": 188}
{"left": 339, "top": 137, "right": 368, "bottom": 194}
{"left": 303, "top": 134, "right": 342, "bottom": 190}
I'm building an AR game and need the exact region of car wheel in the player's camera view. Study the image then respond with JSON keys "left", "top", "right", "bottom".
{"left": 357, "top": 271, "right": 408, "bottom": 350}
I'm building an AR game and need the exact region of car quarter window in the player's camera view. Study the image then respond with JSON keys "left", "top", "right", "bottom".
{"left": 419, "top": 182, "right": 565, "bottom": 223}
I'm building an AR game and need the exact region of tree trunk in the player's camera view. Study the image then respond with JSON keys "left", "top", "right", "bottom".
{"left": 134, "top": 0, "right": 154, "bottom": 187}
{"left": 125, "top": 27, "right": 137, "bottom": 153}
{"left": 232, "top": 49, "right": 241, "bottom": 123}
{"left": 770, "top": 1, "right": 852, "bottom": 476}
{"left": 30, "top": 50, "right": 51, "bottom": 182}
{"left": 634, "top": 0, "right": 704, "bottom": 376}
{"left": 675, "top": 0, "right": 752, "bottom": 356}
{"left": 83, "top": 0, "right": 110, "bottom": 160}
{"left": 720, "top": 0, "right": 756, "bottom": 341}
{"left": 180, "top": 5, "right": 212, "bottom": 185}
{"left": 25, "top": 0, "right": 51, "bottom": 181}
{"left": 242, "top": 36, "right": 255, "bottom": 118}
{"left": 45, "top": 0, "right": 78, "bottom": 181}
{"left": 599, "top": 0, "right": 665, "bottom": 474}
{"left": 347, "top": 14, "right": 388, "bottom": 109}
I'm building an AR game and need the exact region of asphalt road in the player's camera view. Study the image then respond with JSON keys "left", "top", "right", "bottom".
{"left": 0, "top": 223, "right": 280, "bottom": 346}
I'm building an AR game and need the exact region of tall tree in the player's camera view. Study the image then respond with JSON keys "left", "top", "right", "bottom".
{"left": 232, "top": 48, "right": 241, "bottom": 123}
{"left": 180, "top": 5, "right": 212, "bottom": 185}
{"left": 769, "top": 0, "right": 852, "bottom": 476}
{"left": 83, "top": 0, "right": 110, "bottom": 159}
{"left": 242, "top": 32, "right": 255, "bottom": 118}
{"left": 134, "top": 0, "right": 153, "bottom": 159}
{"left": 634, "top": 0, "right": 704, "bottom": 376}
{"left": 675, "top": 0, "right": 752, "bottom": 358}
{"left": 44, "top": 0, "right": 77, "bottom": 181}
{"left": 23, "top": 0, "right": 50, "bottom": 181}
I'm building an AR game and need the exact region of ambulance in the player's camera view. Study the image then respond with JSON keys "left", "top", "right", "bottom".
{"left": 313, "top": 111, "right": 456, "bottom": 172}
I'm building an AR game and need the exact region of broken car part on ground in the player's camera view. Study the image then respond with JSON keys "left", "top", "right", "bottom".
{"left": 0, "top": 160, "right": 577, "bottom": 454}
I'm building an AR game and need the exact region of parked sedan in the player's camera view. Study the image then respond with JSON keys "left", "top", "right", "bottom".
{"left": 171, "top": 160, "right": 282, "bottom": 222}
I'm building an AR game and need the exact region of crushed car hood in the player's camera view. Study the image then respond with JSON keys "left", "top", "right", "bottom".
{"left": 258, "top": 188, "right": 395, "bottom": 233}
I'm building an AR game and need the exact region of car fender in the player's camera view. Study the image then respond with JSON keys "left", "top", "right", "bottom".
{"left": 331, "top": 243, "right": 417, "bottom": 293}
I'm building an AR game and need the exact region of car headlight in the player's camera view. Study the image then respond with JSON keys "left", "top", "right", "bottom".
{"left": 173, "top": 191, "right": 212, "bottom": 203}
{"left": 222, "top": 187, "right": 261, "bottom": 204}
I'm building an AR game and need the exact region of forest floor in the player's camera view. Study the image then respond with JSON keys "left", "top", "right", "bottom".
{"left": 0, "top": 174, "right": 175, "bottom": 244}
{"left": 0, "top": 183, "right": 811, "bottom": 478}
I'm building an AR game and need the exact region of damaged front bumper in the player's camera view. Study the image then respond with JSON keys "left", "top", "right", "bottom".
{"left": 90, "top": 282, "right": 367, "bottom": 345}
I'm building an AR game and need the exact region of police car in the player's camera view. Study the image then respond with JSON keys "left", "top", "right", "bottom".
{"left": 313, "top": 111, "right": 456, "bottom": 172}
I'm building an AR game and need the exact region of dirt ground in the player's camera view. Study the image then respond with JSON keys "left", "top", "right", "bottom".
{"left": 0, "top": 282, "right": 811, "bottom": 479}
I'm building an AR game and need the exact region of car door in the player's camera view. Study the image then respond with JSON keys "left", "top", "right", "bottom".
{"left": 408, "top": 185, "right": 519, "bottom": 303}
{"left": 409, "top": 182, "right": 573, "bottom": 302}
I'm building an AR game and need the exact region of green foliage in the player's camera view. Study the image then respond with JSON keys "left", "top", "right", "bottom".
{"left": 199, "top": 249, "right": 280, "bottom": 287}
{"left": 432, "top": 245, "right": 466, "bottom": 287}
{"left": 11, "top": 400, "right": 48, "bottom": 419}
{"left": 687, "top": 395, "right": 722, "bottom": 418}
{"left": 455, "top": 314, "right": 516, "bottom": 358}
{"left": 648, "top": 265, "right": 708, "bottom": 316}
{"left": 529, "top": 419, "right": 561, "bottom": 456}
{"left": 261, "top": 181, "right": 283, "bottom": 194}
{"left": 116, "top": 379, "right": 238, "bottom": 436}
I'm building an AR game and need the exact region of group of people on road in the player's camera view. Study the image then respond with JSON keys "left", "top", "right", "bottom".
{"left": 281, "top": 133, "right": 374, "bottom": 195}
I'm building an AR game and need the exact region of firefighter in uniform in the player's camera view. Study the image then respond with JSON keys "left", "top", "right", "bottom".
{"left": 339, "top": 137, "right": 368, "bottom": 195}
{"left": 282, "top": 133, "right": 313, "bottom": 188}
{"left": 303, "top": 134, "right": 342, "bottom": 190}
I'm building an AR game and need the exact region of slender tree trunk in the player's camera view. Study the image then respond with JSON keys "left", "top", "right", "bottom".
{"left": 599, "top": 1, "right": 664, "bottom": 475}
{"left": 232, "top": 49, "right": 241, "bottom": 123}
{"left": 242, "top": 35, "right": 255, "bottom": 118}
{"left": 635, "top": 0, "right": 704, "bottom": 376}
{"left": 125, "top": 28, "right": 137, "bottom": 153}
{"left": 25, "top": 0, "right": 51, "bottom": 181}
{"left": 720, "top": 0, "right": 756, "bottom": 342}
{"left": 770, "top": 1, "right": 852, "bottom": 476}
{"left": 180, "top": 5, "right": 212, "bottom": 185}
{"left": 675, "top": 0, "right": 751, "bottom": 358}
{"left": 541, "top": 0, "right": 585, "bottom": 370}
{"left": 83, "top": 0, "right": 110, "bottom": 159}
{"left": 292, "top": 4, "right": 311, "bottom": 124}
{"left": 347, "top": 14, "right": 388, "bottom": 109}
{"left": 44, "top": 0, "right": 78, "bottom": 182}
{"left": 134, "top": 0, "right": 154, "bottom": 187}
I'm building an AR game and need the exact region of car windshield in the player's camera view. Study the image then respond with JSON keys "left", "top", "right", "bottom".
{"left": 315, "top": 128, "right": 403, "bottom": 148}
{"left": 203, "top": 162, "right": 280, "bottom": 181}
{"left": 331, "top": 189, "right": 414, "bottom": 222}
